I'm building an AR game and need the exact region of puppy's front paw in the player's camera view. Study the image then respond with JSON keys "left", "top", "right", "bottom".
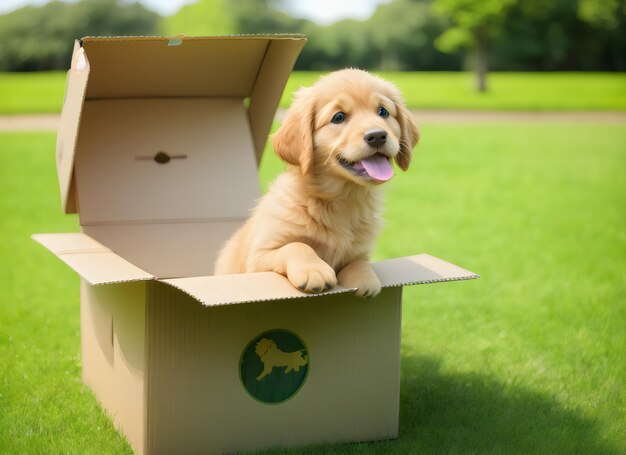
{"left": 287, "top": 260, "right": 337, "bottom": 293}
{"left": 337, "top": 260, "right": 382, "bottom": 298}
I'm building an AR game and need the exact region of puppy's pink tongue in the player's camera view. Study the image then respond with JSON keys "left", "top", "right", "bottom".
{"left": 359, "top": 154, "right": 394, "bottom": 181}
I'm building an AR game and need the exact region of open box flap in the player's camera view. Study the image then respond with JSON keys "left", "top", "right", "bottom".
{"left": 161, "top": 254, "right": 478, "bottom": 307}
{"left": 370, "top": 254, "right": 479, "bottom": 287}
{"left": 32, "top": 233, "right": 154, "bottom": 285}
{"left": 161, "top": 273, "right": 357, "bottom": 307}
{"left": 56, "top": 35, "right": 305, "bottom": 213}
{"left": 79, "top": 35, "right": 305, "bottom": 101}
{"left": 57, "top": 40, "right": 89, "bottom": 214}
{"left": 247, "top": 37, "right": 305, "bottom": 163}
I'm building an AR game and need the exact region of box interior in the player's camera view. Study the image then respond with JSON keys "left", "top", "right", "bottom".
{"left": 74, "top": 98, "right": 258, "bottom": 277}
{"left": 75, "top": 98, "right": 259, "bottom": 225}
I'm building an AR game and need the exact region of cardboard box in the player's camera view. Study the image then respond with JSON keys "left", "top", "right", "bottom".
{"left": 33, "top": 35, "right": 478, "bottom": 454}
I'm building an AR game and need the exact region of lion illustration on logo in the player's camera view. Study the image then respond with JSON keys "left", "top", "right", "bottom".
{"left": 254, "top": 337, "right": 308, "bottom": 381}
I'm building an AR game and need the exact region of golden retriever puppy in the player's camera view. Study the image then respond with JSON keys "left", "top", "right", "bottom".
{"left": 214, "top": 69, "right": 419, "bottom": 297}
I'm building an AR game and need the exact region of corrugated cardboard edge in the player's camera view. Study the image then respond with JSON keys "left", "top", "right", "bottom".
{"left": 57, "top": 40, "right": 89, "bottom": 214}
{"left": 370, "top": 254, "right": 480, "bottom": 287}
{"left": 161, "top": 254, "right": 478, "bottom": 307}
{"left": 80, "top": 33, "right": 307, "bottom": 42}
{"left": 32, "top": 233, "right": 155, "bottom": 285}
{"left": 160, "top": 273, "right": 358, "bottom": 307}
{"left": 33, "top": 233, "right": 478, "bottom": 305}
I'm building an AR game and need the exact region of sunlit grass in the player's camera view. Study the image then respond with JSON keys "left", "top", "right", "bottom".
{"left": 0, "top": 72, "right": 67, "bottom": 114}
{"left": 1, "top": 71, "right": 625, "bottom": 114}
{"left": 1, "top": 123, "right": 624, "bottom": 453}
{"left": 376, "top": 72, "right": 626, "bottom": 111}
{"left": 281, "top": 72, "right": 626, "bottom": 111}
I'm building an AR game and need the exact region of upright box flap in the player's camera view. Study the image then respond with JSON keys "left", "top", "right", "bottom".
{"left": 80, "top": 35, "right": 305, "bottom": 162}
{"left": 56, "top": 40, "right": 89, "bottom": 214}
{"left": 32, "top": 233, "right": 154, "bottom": 285}
{"left": 79, "top": 35, "right": 304, "bottom": 100}
{"left": 58, "top": 35, "right": 306, "bottom": 214}
{"left": 247, "top": 37, "right": 306, "bottom": 163}
{"left": 161, "top": 254, "right": 478, "bottom": 307}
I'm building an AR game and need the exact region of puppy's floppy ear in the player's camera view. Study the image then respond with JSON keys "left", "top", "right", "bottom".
{"left": 391, "top": 93, "right": 419, "bottom": 171}
{"left": 270, "top": 87, "right": 315, "bottom": 175}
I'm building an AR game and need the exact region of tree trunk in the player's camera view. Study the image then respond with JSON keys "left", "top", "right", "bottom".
{"left": 474, "top": 28, "right": 488, "bottom": 93}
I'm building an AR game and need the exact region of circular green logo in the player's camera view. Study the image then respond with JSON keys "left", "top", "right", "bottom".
{"left": 240, "top": 329, "right": 309, "bottom": 404}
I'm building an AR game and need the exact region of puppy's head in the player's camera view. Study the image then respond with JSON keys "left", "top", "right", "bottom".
{"left": 271, "top": 69, "right": 419, "bottom": 186}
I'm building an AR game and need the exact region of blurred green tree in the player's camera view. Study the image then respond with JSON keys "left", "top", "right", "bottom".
{"left": 432, "top": 0, "right": 517, "bottom": 91}
{"left": 0, "top": 0, "right": 160, "bottom": 71}
{"left": 368, "top": 0, "right": 461, "bottom": 71}
{"left": 229, "top": 0, "right": 308, "bottom": 34}
{"left": 490, "top": 0, "right": 626, "bottom": 71}
{"left": 578, "top": 0, "right": 623, "bottom": 28}
{"left": 164, "top": 0, "right": 235, "bottom": 36}
{"left": 211, "top": 0, "right": 460, "bottom": 71}
{"left": 0, "top": 0, "right": 623, "bottom": 73}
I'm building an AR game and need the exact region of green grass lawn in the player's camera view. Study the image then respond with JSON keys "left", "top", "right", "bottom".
{"left": 1, "top": 71, "right": 625, "bottom": 114}
{"left": 284, "top": 71, "right": 626, "bottom": 112}
{"left": 1, "top": 123, "right": 624, "bottom": 454}
{"left": 0, "top": 72, "right": 68, "bottom": 115}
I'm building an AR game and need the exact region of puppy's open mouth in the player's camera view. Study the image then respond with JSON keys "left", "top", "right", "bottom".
{"left": 337, "top": 153, "right": 394, "bottom": 182}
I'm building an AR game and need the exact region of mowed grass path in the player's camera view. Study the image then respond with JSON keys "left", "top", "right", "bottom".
{"left": 1, "top": 123, "right": 624, "bottom": 454}
{"left": 1, "top": 71, "right": 625, "bottom": 114}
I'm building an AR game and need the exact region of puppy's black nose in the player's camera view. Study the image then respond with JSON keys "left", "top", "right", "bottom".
{"left": 364, "top": 129, "right": 387, "bottom": 148}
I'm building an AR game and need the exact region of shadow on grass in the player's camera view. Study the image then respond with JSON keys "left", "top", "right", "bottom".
{"left": 259, "top": 353, "right": 617, "bottom": 455}
{"left": 398, "top": 353, "right": 618, "bottom": 455}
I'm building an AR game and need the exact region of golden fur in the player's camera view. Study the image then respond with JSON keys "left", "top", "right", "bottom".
{"left": 214, "top": 69, "right": 419, "bottom": 297}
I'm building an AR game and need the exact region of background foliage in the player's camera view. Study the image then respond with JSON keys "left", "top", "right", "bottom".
{"left": 0, "top": 0, "right": 624, "bottom": 72}
{"left": 0, "top": 0, "right": 161, "bottom": 71}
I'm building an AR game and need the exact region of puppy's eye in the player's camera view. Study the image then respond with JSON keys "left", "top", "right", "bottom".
{"left": 378, "top": 107, "right": 390, "bottom": 118}
{"left": 331, "top": 112, "right": 346, "bottom": 124}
